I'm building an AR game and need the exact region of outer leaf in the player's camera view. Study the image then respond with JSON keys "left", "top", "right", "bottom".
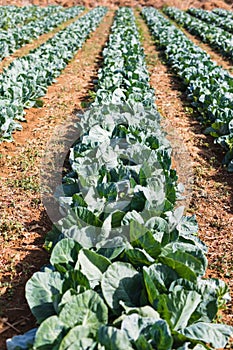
{"left": 182, "top": 322, "right": 233, "bottom": 348}
{"left": 59, "top": 290, "right": 108, "bottom": 331}
{"left": 121, "top": 313, "right": 156, "bottom": 341}
{"left": 50, "top": 238, "right": 81, "bottom": 269}
{"left": 157, "top": 290, "right": 201, "bottom": 331}
{"left": 59, "top": 325, "right": 95, "bottom": 350}
{"left": 124, "top": 248, "right": 154, "bottom": 267}
{"left": 26, "top": 270, "right": 63, "bottom": 323}
{"left": 169, "top": 278, "right": 218, "bottom": 322}
{"left": 120, "top": 304, "right": 160, "bottom": 319}
{"left": 33, "top": 316, "right": 64, "bottom": 349}
{"left": 77, "top": 249, "right": 111, "bottom": 288}
{"left": 178, "top": 215, "right": 198, "bottom": 236}
{"left": 144, "top": 263, "right": 179, "bottom": 294}
{"left": 101, "top": 262, "right": 143, "bottom": 314}
{"left": 134, "top": 335, "right": 154, "bottom": 350}
{"left": 96, "top": 236, "right": 127, "bottom": 260}
{"left": 98, "top": 326, "right": 134, "bottom": 350}
{"left": 129, "top": 219, "right": 149, "bottom": 241}
{"left": 143, "top": 267, "right": 160, "bottom": 305}
{"left": 63, "top": 269, "right": 90, "bottom": 293}
{"left": 65, "top": 207, "right": 103, "bottom": 227}
{"left": 159, "top": 242, "right": 208, "bottom": 280}
{"left": 130, "top": 220, "right": 161, "bottom": 258}
{"left": 150, "top": 319, "right": 173, "bottom": 350}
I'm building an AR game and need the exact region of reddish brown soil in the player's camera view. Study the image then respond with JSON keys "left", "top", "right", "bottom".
{"left": 0, "top": 1, "right": 233, "bottom": 349}
{"left": 136, "top": 10, "right": 233, "bottom": 345}
{"left": 0, "top": 10, "right": 88, "bottom": 74}
{"left": 0, "top": 10, "right": 114, "bottom": 348}
{"left": 162, "top": 11, "right": 233, "bottom": 74}
{"left": 0, "top": 0, "right": 232, "bottom": 10}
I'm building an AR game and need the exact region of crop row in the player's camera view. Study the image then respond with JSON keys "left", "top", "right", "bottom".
{"left": 0, "top": 6, "right": 106, "bottom": 143}
{"left": 212, "top": 7, "right": 233, "bottom": 20}
{"left": 0, "top": 6, "right": 84, "bottom": 62}
{"left": 145, "top": 7, "right": 233, "bottom": 171}
{"left": 0, "top": 5, "right": 62, "bottom": 30}
{"left": 7, "top": 7, "right": 233, "bottom": 350}
{"left": 164, "top": 7, "right": 233, "bottom": 61}
{"left": 187, "top": 7, "right": 233, "bottom": 33}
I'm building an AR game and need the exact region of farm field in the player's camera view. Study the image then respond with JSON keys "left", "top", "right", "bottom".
{"left": 0, "top": 1, "right": 233, "bottom": 349}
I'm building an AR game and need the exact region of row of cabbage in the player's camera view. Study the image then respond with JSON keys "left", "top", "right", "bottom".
{"left": 0, "top": 6, "right": 106, "bottom": 143}
{"left": 0, "top": 6, "right": 85, "bottom": 62}
{"left": 7, "top": 7, "right": 233, "bottom": 350}
{"left": 0, "top": 5, "right": 62, "bottom": 30}
{"left": 212, "top": 8, "right": 233, "bottom": 19}
{"left": 164, "top": 7, "right": 233, "bottom": 61}
{"left": 146, "top": 7, "right": 233, "bottom": 171}
{"left": 187, "top": 7, "right": 233, "bottom": 33}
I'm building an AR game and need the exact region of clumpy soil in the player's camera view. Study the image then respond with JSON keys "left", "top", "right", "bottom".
{"left": 0, "top": 1, "right": 233, "bottom": 349}
{"left": 0, "top": 10, "right": 114, "bottom": 348}
{"left": 1, "top": 0, "right": 232, "bottom": 11}
{"left": 135, "top": 8, "right": 233, "bottom": 339}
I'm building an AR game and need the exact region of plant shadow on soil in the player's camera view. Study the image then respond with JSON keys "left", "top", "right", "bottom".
{"left": 0, "top": 209, "right": 51, "bottom": 348}
{"left": 0, "top": 107, "right": 94, "bottom": 346}
{"left": 0, "top": 11, "right": 115, "bottom": 348}
{"left": 157, "top": 50, "right": 233, "bottom": 212}
{"left": 1, "top": 29, "right": 233, "bottom": 347}
{"left": 0, "top": 26, "right": 109, "bottom": 347}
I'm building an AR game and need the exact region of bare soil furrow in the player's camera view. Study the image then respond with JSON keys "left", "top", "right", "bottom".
{"left": 0, "top": 10, "right": 114, "bottom": 348}
{"left": 0, "top": 9, "right": 88, "bottom": 73}
{"left": 162, "top": 10, "right": 233, "bottom": 74}
{"left": 136, "top": 10, "right": 233, "bottom": 332}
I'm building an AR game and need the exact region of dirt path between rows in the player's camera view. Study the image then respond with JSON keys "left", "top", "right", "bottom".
{"left": 162, "top": 10, "right": 233, "bottom": 73}
{"left": 0, "top": 10, "right": 114, "bottom": 348}
{"left": 0, "top": 5, "right": 233, "bottom": 349}
{"left": 136, "top": 9, "right": 233, "bottom": 336}
{"left": 181, "top": 26, "right": 233, "bottom": 73}
{"left": 0, "top": 9, "right": 88, "bottom": 73}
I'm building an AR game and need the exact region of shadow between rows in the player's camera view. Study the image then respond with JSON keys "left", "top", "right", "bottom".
{"left": 156, "top": 50, "right": 233, "bottom": 213}
{"left": 0, "top": 24, "right": 110, "bottom": 348}
{"left": 0, "top": 209, "right": 51, "bottom": 349}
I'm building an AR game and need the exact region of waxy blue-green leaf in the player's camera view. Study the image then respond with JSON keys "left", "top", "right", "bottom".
{"left": 59, "top": 325, "right": 95, "bottom": 350}
{"left": 134, "top": 335, "right": 154, "bottom": 350}
{"left": 130, "top": 220, "right": 161, "bottom": 258}
{"left": 59, "top": 290, "right": 108, "bottom": 331}
{"left": 182, "top": 322, "right": 233, "bottom": 348}
{"left": 33, "top": 315, "right": 65, "bottom": 349}
{"left": 150, "top": 319, "right": 173, "bottom": 350}
{"left": 143, "top": 263, "right": 180, "bottom": 308}
{"left": 159, "top": 242, "right": 208, "bottom": 280}
{"left": 77, "top": 249, "right": 111, "bottom": 288}
{"left": 157, "top": 289, "right": 201, "bottom": 331}
{"left": 26, "top": 270, "right": 64, "bottom": 323}
{"left": 120, "top": 303, "right": 160, "bottom": 319}
{"left": 121, "top": 313, "right": 158, "bottom": 341}
{"left": 143, "top": 267, "right": 160, "bottom": 305}
{"left": 98, "top": 326, "right": 134, "bottom": 350}
{"left": 62, "top": 269, "right": 90, "bottom": 293}
{"left": 169, "top": 278, "right": 223, "bottom": 322}
{"left": 96, "top": 236, "right": 127, "bottom": 260}
{"left": 50, "top": 238, "right": 82, "bottom": 270}
{"left": 124, "top": 248, "right": 154, "bottom": 267}
{"left": 101, "top": 262, "right": 143, "bottom": 314}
